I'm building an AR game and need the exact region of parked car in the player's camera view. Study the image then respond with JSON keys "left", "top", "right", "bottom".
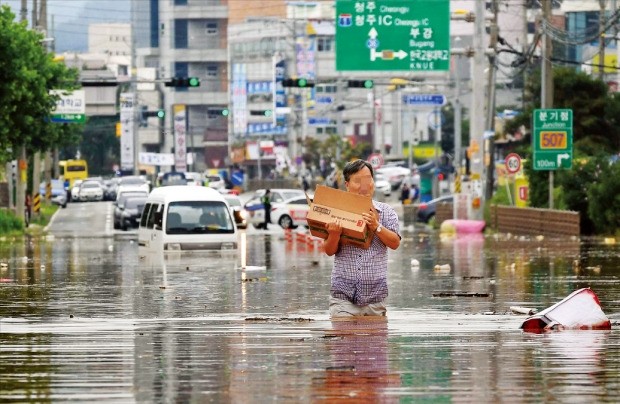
{"left": 114, "top": 190, "right": 149, "bottom": 229}
{"left": 160, "top": 172, "right": 187, "bottom": 187}
{"left": 78, "top": 180, "right": 104, "bottom": 202}
{"left": 39, "top": 179, "right": 68, "bottom": 208}
{"left": 185, "top": 172, "right": 204, "bottom": 186}
{"left": 416, "top": 195, "right": 454, "bottom": 223}
{"left": 223, "top": 194, "right": 247, "bottom": 229}
{"left": 246, "top": 193, "right": 310, "bottom": 229}
{"left": 270, "top": 196, "right": 310, "bottom": 229}
{"left": 70, "top": 179, "right": 83, "bottom": 201}
{"left": 103, "top": 179, "right": 119, "bottom": 201}
{"left": 374, "top": 173, "right": 391, "bottom": 197}
{"left": 376, "top": 166, "right": 411, "bottom": 190}
{"left": 116, "top": 196, "right": 148, "bottom": 231}
{"left": 205, "top": 174, "right": 225, "bottom": 190}
{"left": 118, "top": 176, "right": 150, "bottom": 194}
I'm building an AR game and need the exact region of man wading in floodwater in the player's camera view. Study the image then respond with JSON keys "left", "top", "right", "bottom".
{"left": 322, "top": 160, "right": 401, "bottom": 317}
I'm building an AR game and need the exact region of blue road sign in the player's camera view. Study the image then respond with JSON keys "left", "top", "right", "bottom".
{"left": 402, "top": 94, "right": 446, "bottom": 107}
{"left": 308, "top": 117, "right": 331, "bottom": 125}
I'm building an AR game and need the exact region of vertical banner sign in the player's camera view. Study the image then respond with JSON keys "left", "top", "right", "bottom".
{"left": 335, "top": 0, "right": 450, "bottom": 71}
{"left": 274, "top": 58, "right": 287, "bottom": 127}
{"left": 173, "top": 104, "right": 187, "bottom": 172}
{"left": 232, "top": 64, "right": 248, "bottom": 136}
{"left": 119, "top": 93, "right": 135, "bottom": 171}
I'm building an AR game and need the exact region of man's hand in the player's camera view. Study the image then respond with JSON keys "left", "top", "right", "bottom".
{"left": 362, "top": 208, "right": 380, "bottom": 232}
{"left": 326, "top": 220, "right": 342, "bottom": 236}
{"left": 323, "top": 220, "right": 342, "bottom": 256}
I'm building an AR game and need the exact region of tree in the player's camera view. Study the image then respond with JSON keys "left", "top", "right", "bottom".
{"left": 0, "top": 6, "right": 81, "bottom": 162}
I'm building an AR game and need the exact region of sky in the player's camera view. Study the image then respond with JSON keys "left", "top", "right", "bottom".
{"left": 2, "top": 0, "right": 130, "bottom": 52}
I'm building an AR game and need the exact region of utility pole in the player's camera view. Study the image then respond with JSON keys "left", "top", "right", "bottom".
{"left": 469, "top": 0, "right": 487, "bottom": 219}
{"left": 485, "top": 0, "right": 499, "bottom": 202}
{"left": 541, "top": 0, "right": 554, "bottom": 208}
{"left": 599, "top": 0, "right": 606, "bottom": 81}
{"left": 16, "top": 0, "right": 28, "bottom": 222}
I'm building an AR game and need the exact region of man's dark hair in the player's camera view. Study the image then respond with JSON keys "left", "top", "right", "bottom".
{"left": 343, "top": 159, "right": 374, "bottom": 182}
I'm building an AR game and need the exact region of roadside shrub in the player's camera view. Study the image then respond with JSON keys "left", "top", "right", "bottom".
{"left": 0, "top": 208, "right": 24, "bottom": 233}
{"left": 587, "top": 161, "right": 620, "bottom": 235}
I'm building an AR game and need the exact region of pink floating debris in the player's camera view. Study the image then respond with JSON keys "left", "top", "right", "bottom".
{"left": 521, "top": 288, "right": 611, "bottom": 333}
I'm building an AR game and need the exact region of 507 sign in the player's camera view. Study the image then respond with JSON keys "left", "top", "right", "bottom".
{"left": 533, "top": 109, "right": 573, "bottom": 170}
{"left": 539, "top": 131, "right": 567, "bottom": 149}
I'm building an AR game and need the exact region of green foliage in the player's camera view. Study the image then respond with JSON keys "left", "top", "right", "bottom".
{"left": 555, "top": 155, "right": 606, "bottom": 234}
{"left": 587, "top": 161, "right": 620, "bottom": 235}
{"left": 0, "top": 208, "right": 24, "bottom": 233}
{"left": 30, "top": 203, "right": 58, "bottom": 227}
{"left": 302, "top": 135, "right": 372, "bottom": 173}
{"left": 79, "top": 115, "right": 120, "bottom": 175}
{"left": 0, "top": 5, "right": 81, "bottom": 162}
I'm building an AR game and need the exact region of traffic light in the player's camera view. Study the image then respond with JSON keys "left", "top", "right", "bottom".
{"left": 140, "top": 108, "right": 165, "bottom": 126}
{"left": 165, "top": 77, "right": 201, "bottom": 87}
{"left": 282, "top": 78, "right": 314, "bottom": 88}
{"left": 347, "top": 79, "right": 374, "bottom": 89}
{"left": 250, "top": 109, "right": 273, "bottom": 117}
{"left": 221, "top": 109, "right": 230, "bottom": 117}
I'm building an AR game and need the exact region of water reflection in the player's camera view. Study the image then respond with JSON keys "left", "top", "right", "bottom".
{"left": 1, "top": 231, "right": 620, "bottom": 401}
{"left": 313, "top": 318, "right": 399, "bottom": 402}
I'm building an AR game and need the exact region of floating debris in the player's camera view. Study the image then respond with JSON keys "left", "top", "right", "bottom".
{"left": 521, "top": 288, "right": 611, "bottom": 332}
{"left": 245, "top": 317, "right": 314, "bottom": 323}
{"left": 432, "top": 291, "right": 490, "bottom": 297}
{"left": 433, "top": 264, "right": 451, "bottom": 272}
{"left": 510, "top": 306, "right": 538, "bottom": 315}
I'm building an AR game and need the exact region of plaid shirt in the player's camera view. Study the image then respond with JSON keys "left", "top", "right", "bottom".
{"left": 330, "top": 200, "right": 401, "bottom": 305}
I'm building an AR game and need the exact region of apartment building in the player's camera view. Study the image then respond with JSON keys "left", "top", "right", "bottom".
{"left": 132, "top": 0, "right": 229, "bottom": 173}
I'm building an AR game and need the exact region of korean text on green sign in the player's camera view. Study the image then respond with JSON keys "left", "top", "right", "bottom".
{"left": 335, "top": 0, "right": 450, "bottom": 71}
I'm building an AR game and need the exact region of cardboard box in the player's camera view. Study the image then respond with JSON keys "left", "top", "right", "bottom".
{"left": 306, "top": 185, "right": 373, "bottom": 249}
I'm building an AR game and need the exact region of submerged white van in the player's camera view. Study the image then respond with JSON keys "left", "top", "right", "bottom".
{"left": 138, "top": 186, "right": 238, "bottom": 252}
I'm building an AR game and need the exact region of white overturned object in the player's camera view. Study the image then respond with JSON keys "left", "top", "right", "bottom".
{"left": 520, "top": 288, "right": 611, "bottom": 333}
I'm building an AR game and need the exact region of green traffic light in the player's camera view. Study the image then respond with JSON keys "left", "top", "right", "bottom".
{"left": 188, "top": 77, "right": 200, "bottom": 87}
{"left": 156, "top": 110, "right": 165, "bottom": 119}
{"left": 298, "top": 78, "right": 308, "bottom": 87}
{"left": 264, "top": 110, "right": 273, "bottom": 117}
{"left": 222, "top": 109, "right": 230, "bottom": 117}
{"left": 364, "top": 80, "right": 374, "bottom": 89}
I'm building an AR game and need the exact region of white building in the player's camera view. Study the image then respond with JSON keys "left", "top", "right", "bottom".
{"left": 88, "top": 23, "right": 132, "bottom": 57}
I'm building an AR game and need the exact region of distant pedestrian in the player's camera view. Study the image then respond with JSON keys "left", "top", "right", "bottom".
{"left": 302, "top": 176, "right": 310, "bottom": 192}
{"left": 410, "top": 184, "right": 420, "bottom": 202}
{"left": 400, "top": 183, "right": 411, "bottom": 205}
{"left": 261, "top": 189, "right": 272, "bottom": 230}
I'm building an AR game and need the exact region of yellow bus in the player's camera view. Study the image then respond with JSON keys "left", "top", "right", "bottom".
{"left": 59, "top": 159, "right": 89, "bottom": 187}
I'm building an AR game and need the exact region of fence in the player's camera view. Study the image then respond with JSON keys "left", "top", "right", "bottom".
{"left": 489, "top": 205, "right": 580, "bottom": 237}
{"left": 433, "top": 203, "right": 580, "bottom": 237}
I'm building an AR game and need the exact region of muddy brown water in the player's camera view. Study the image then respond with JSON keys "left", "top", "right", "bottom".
{"left": 1, "top": 231, "right": 620, "bottom": 402}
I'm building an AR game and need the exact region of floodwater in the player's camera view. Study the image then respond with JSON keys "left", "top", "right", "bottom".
{"left": 1, "top": 229, "right": 620, "bottom": 402}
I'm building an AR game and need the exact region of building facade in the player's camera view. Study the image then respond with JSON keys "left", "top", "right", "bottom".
{"left": 132, "top": 0, "right": 229, "bottom": 174}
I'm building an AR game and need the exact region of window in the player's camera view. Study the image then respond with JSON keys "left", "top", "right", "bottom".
{"left": 207, "top": 65, "right": 218, "bottom": 77}
{"left": 317, "top": 37, "right": 333, "bottom": 52}
{"left": 140, "top": 204, "right": 152, "bottom": 228}
{"left": 206, "top": 22, "right": 218, "bottom": 35}
{"left": 174, "top": 19, "right": 188, "bottom": 49}
{"left": 174, "top": 0, "right": 188, "bottom": 4}
{"left": 166, "top": 201, "right": 234, "bottom": 234}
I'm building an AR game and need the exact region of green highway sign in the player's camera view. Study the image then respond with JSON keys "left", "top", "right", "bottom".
{"left": 335, "top": 0, "right": 450, "bottom": 71}
{"left": 51, "top": 113, "right": 86, "bottom": 123}
{"left": 533, "top": 109, "right": 573, "bottom": 170}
